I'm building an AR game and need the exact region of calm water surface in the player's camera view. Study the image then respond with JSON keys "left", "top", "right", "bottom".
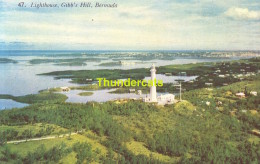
{"left": 0, "top": 99, "right": 28, "bottom": 110}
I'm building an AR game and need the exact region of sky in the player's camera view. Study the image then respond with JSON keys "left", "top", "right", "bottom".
{"left": 0, "top": 0, "right": 260, "bottom": 50}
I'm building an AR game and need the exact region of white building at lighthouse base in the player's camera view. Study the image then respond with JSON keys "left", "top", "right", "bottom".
{"left": 143, "top": 64, "right": 175, "bottom": 105}
{"left": 143, "top": 96, "right": 157, "bottom": 103}
{"left": 144, "top": 93, "right": 175, "bottom": 105}
{"left": 157, "top": 94, "right": 175, "bottom": 105}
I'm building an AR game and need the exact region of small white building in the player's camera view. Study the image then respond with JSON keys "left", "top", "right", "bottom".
{"left": 206, "top": 101, "right": 211, "bottom": 106}
{"left": 250, "top": 91, "right": 257, "bottom": 96}
{"left": 60, "top": 87, "right": 70, "bottom": 92}
{"left": 205, "top": 83, "right": 213, "bottom": 86}
{"left": 137, "top": 90, "right": 142, "bottom": 95}
{"left": 180, "top": 72, "right": 187, "bottom": 76}
{"left": 157, "top": 94, "right": 175, "bottom": 105}
{"left": 236, "top": 92, "right": 245, "bottom": 98}
{"left": 129, "top": 89, "right": 135, "bottom": 93}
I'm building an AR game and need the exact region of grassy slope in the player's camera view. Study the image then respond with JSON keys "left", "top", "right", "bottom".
{"left": 0, "top": 133, "right": 108, "bottom": 157}
{"left": 0, "top": 123, "right": 68, "bottom": 137}
{"left": 125, "top": 140, "right": 176, "bottom": 163}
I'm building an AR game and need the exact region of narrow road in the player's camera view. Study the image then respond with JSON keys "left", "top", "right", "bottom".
{"left": 7, "top": 132, "right": 78, "bottom": 144}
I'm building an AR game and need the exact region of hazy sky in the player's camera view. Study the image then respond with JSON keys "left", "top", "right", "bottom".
{"left": 0, "top": 0, "right": 260, "bottom": 50}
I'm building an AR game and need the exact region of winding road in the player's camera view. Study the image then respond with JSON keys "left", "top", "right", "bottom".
{"left": 7, "top": 132, "right": 78, "bottom": 144}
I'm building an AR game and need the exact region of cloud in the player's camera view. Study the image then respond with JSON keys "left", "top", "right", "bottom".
{"left": 0, "top": 41, "right": 35, "bottom": 50}
{"left": 1, "top": 1, "right": 260, "bottom": 50}
{"left": 225, "top": 7, "right": 260, "bottom": 20}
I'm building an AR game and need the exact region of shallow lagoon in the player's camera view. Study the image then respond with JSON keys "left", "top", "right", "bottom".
{"left": 63, "top": 89, "right": 144, "bottom": 103}
{"left": 0, "top": 99, "right": 28, "bottom": 110}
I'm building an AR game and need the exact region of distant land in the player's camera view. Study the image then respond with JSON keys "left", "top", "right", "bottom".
{"left": 0, "top": 50, "right": 259, "bottom": 59}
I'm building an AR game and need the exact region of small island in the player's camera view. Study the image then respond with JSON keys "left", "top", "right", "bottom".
{"left": 29, "top": 58, "right": 101, "bottom": 66}
{"left": 0, "top": 58, "right": 17, "bottom": 64}
{"left": 78, "top": 92, "right": 94, "bottom": 96}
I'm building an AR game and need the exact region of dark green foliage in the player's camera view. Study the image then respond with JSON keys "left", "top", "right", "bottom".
{"left": 0, "top": 146, "right": 20, "bottom": 161}
{"left": 0, "top": 129, "right": 18, "bottom": 142}
{"left": 22, "top": 143, "right": 70, "bottom": 163}
{"left": 73, "top": 142, "right": 95, "bottom": 163}
{"left": 0, "top": 126, "right": 56, "bottom": 142}
{"left": 0, "top": 92, "right": 67, "bottom": 104}
{"left": 102, "top": 101, "right": 158, "bottom": 116}
{"left": 101, "top": 145, "right": 164, "bottom": 164}
{"left": 117, "top": 146, "right": 163, "bottom": 164}
{"left": 0, "top": 102, "right": 131, "bottom": 144}
{"left": 146, "top": 116, "right": 259, "bottom": 163}
{"left": 0, "top": 143, "right": 70, "bottom": 163}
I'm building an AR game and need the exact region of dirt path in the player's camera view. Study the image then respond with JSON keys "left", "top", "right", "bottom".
{"left": 7, "top": 132, "right": 78, "bottom": 144}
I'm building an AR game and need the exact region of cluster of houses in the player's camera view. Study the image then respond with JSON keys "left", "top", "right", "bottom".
{"left": 202, "top": 62, "right": 259, "bottom": 87}
{"left": 164, "top": 72, "right": 187, "bottom": 76}
{"left": 163, "top": 62, "right": 258, "bottom": 90}
{"left": 204, "top": 90, "right": 257, "bottom": 107}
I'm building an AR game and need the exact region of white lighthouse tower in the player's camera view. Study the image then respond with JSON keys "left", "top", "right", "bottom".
{"left": 143, "top": 64, "right": 175, "bottom": 105}
{"left": 144, "top": 64, "right": 157, "bottom": 102}
{"left": 150, "top": 64, "right": 157, "bottom": 102}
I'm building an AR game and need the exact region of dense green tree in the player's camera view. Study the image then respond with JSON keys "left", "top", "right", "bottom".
{"left": 73, "top": 142, "right": 94, "bottom": 164}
